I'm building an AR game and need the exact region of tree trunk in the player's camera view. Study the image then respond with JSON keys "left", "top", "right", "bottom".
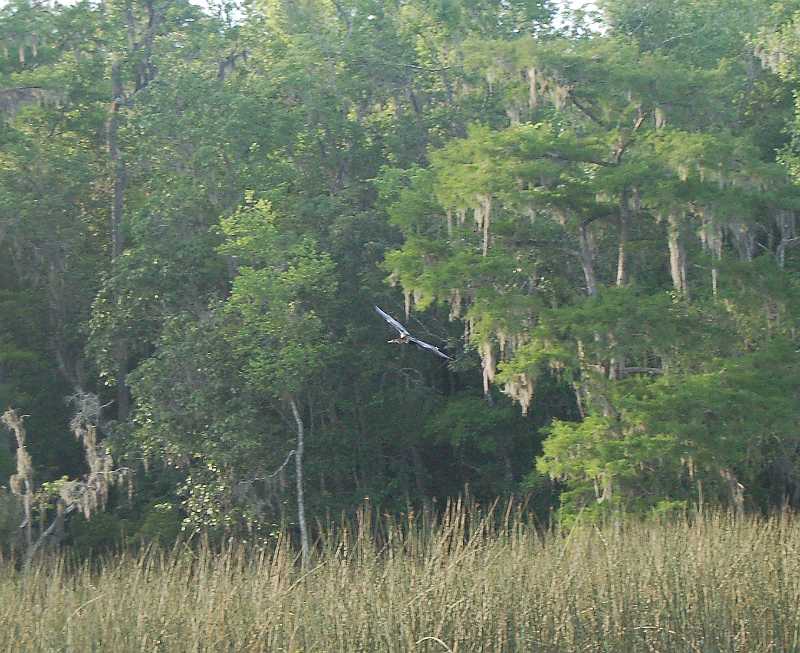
{"left": 730, "top": 221, "right": 755, "bottom": 262}
{"left": 578, "top": 222, "right": 598, "bottom": 297}
{"left": 616, "top": 191, "right": 630, "bottom": 287}
{"left": 108, "top": 60, "right": 130, "bottom": 421}
{"left": 608, "top": 331, "right": 620, "bottom": 381}
{"left": 611, "top": 197, "right": 635, "bottom": 373}
{"left": 502, "top": 450, "right": 514, "bottom": 486}
{"left": 108, "top": 61, "right": 125, "bottom": 262}
{"left": 776, "top": 210, "right": 798, "bottom": 269}
{"left": 22, "top": 481, "right": 32, "bottom": 551}
{"left": 666, "top": 212, "right": 689, "bottom": 298}
{"left": 711, "top": 265, "right": 719, "bottom": 298}
{"left": 572, "top": 381, "right": 586, "bottom": 419}
{"left": 289, "top": 397, "right": 309, "bottom": 568}
{"left": 720, "top": 468, "right": 744, "bottom": 517}
{"left": 410, "top": 445, "right": 427, "bottom": 497}
{"left": 701, "top": 211, "right": 723, "bottom": 297}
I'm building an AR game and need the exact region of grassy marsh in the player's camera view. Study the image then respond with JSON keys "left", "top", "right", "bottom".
{"left": 2, "top": 506, "right": 800, "bottom": 652}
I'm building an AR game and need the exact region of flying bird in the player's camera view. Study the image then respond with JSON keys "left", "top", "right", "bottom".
{"left": 374, "top": 305, "right": 453, "bottom": 360}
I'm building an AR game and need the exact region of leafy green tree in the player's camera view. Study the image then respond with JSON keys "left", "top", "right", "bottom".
{"left": 383, "top": 5, "right": 800, "bottom": 519}
{"left": 4, "top": 0, "right": 800, "bottom": 549}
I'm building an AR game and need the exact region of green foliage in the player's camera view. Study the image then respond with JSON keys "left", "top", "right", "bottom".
{"left": 383, "top": 0, "right": 800, "bottom": 522}
{"left": 127, "top": 310, "right": 271, "bottom": 533}
{"left": 220, "top": 199, "right": 337, "bottom": 396}
{"left": 423, "top": 393, "right": 536, "bottom": 493}
{"left": 66, "top": 511, "right": 127, "bottom": 557}
{"left": 135, "top": 502, "right": 181, "bottom": 547}
{"left": 3, "top": 0, "right": 800, "bottom": 551}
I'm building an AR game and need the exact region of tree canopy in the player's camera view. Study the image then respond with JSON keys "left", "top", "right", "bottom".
{"left": 2, "top": 0, "right": 800, "bottom": 552}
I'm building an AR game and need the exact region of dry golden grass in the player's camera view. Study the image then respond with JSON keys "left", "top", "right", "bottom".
{"left": 2, "top": 505, "right": 800, "bottom": 652}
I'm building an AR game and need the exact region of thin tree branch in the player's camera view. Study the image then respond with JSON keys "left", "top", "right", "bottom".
{"left": 236, "top": 450, "right": 296, "bottom": 489}
{"left": 620, "top": 367, "right": 664, "bottom": 377}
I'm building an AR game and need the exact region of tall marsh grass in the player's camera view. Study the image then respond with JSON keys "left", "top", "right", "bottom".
{"left": 2, "top": 504, "right": 800, "bottom": 652}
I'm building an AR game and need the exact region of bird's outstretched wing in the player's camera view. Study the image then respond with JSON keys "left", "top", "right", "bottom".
{"left": 409, "top": 336, "right": 453, "bottom": 360}
{"left": 375, "top": 305, "right": 453, "bottom": 360}
{"left": 374, "top": 305, "right": 409, "bottom": 336}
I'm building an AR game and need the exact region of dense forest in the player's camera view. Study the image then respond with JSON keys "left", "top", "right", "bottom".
{"left": 2, "top": 0, "right": 800, "bottom": 556}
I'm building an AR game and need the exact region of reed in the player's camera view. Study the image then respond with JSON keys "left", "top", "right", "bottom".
{"left": 2, "top": 506, "right": 799, "bottom": 652}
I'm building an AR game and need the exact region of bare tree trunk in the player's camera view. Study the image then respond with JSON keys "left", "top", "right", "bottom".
{"left": 710, "top": 233, "right": 722, "bottom": 299}
{"left": 700, "top": 211, "right": 723, "bottom": 297}
{"left": 578, "top": 222, "right": 598, "bottom": 297}
{"left": 109, "top": 61, "right": 125, "bottom": 262}
{"left": 616, "top": 191, "right": 630, "bottom": 287}
{"left": 410, "top": 445, "right": 427, "bottom": 497}
{"left": 572, "top": 381, "right": 586, "bottom": 419}
{"left": 502, "top": 451, "right": 514, "bottom": 486}
{"left": 696, "top": 479, "right": 704, "bottom": 515}
{"left": 730, "top": 221, "right": 755, "bottom": 262}
{"left": 666, "top": 212, "right": 689, "bottom": 299}
{"left": 720, "top": 468, "right": 744, "bottom": 517}
{"left": 777, "top": 210, "right": 798, "bottom": 269}
{"left": 611, "top": 194, "right": 632, "bottom": 374}
{"left": 108, "top": 60, "right": 130, "bottom": 421}
{"left": 608, "top": 331, "right": 620, "bottom": 381}
{"left": 711, "top": 265, "right": 719, "bottom": 298}
{"left": 22, "top": 481, "right": 32, "bottom": 551}
{"left": 289, "top": 397, "right": 309, "bottom": 568}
